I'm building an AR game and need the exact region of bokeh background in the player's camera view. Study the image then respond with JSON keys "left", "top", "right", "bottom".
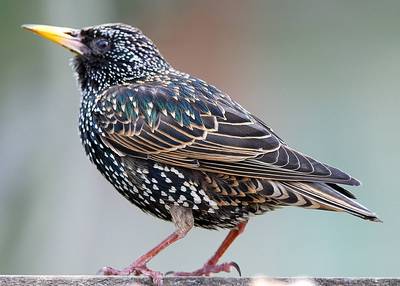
{"left": 0, "top": 0, "right": 399, "bottom": 278}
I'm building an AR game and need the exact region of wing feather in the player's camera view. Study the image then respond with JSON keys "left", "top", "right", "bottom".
{"left": 93, "top": 75, "right": 360, "bottom": 186}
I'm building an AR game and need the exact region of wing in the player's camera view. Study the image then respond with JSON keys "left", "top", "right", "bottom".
{"left": 93, "top": 74, "right": 360, "bottom": 186}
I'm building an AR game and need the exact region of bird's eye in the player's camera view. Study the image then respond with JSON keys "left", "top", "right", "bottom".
{"left": 92, "top": 38, "right": 110, "bottom": 52}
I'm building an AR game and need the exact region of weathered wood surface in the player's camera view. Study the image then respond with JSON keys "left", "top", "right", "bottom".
{"left": 0, "top": 276, "right": 398, "bottom": 286}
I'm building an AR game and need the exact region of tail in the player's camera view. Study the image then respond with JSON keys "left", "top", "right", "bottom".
{"left": 279, "top": 181, "right": 382, "bottom": 222}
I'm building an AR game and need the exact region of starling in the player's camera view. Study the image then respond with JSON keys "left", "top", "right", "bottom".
{"left": 23, "top": 23, "right": 380, "bottom": 284}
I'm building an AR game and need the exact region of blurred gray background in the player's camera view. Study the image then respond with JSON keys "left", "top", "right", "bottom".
{"left": 0, "top": 0, "right": 398, "bottom": 278}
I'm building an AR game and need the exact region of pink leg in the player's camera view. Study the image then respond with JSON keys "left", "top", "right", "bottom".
{"left": 99, "top": 206, "right": 193, "bottom": 285}
{"left": 99, "top": 230, "right": 187, "bottom": 285}
{"left": 171, "top": 222, "right": 247, "bottom": 277}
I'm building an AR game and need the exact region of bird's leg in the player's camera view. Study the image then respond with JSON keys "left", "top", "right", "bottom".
{"left": 100, "top": 206, "right": 194, "bottom": 285}
{"left": 171, "top": 221, "right": 247, "bottom": 277}
{"left": 100, "top": 231, "right": 181, "bottom": 283}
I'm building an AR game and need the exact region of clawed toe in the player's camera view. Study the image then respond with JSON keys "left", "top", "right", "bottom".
{"left": 98, "top": 264, "right": 163, "bottom": 285}
{"left": 228, "top": 261, "right": 241, "bottom": 276}
{"left": 168, "top": 261, "right": 241, "bottom": 277}
{"left": 98, "top": 266, "right": 128, "bottom": 275}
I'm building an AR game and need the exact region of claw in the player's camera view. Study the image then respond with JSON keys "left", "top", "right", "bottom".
{"left": 96, "top": 267, "right": 106, "bottom": 275}
{"left": 230, "top": 261, "right": 241, "bottom": 277}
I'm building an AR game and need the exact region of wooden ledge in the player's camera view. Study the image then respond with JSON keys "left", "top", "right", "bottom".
{"left": 0, "top": 276, "right": 398, "bottom": 286}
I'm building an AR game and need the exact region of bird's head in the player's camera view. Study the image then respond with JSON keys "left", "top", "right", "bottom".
{"left": 22, "top": 23, "right": 170, "bottom": 92}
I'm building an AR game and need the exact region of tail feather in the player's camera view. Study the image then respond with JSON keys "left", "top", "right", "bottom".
{"left": 281, "top": 181, "right": 381, "bottom": 222}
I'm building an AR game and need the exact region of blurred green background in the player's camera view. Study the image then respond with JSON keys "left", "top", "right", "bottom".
{"left": 0, "top": 0, "right": 398, "bottom": 277}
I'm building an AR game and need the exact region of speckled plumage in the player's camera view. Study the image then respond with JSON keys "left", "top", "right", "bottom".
{"left": 24, "top": 23, "right": 380, "bottom": 283}
{"left": 69, "top": 24, "right": 378, "bottom": 229}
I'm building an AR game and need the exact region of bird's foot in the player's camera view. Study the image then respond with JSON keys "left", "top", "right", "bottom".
{"left": 99, "top": 264, "right": 163, "bottom": 285}
{"left": 167, "top": 261, "right": 241, "bottom": 277}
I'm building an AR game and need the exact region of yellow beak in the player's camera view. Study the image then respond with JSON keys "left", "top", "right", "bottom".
{"left": 22, "top": 24, "right": 89, "bottom": 55}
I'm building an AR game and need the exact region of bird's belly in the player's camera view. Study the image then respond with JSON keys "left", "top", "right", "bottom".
{"left": 81, "top": 128, "right": 267, "bottom": 229}
{"left": 116, "top": 157, "right": 254, "bottom": 229}
{"left": 94, "top": 152, "right": 256, "bottom": 228}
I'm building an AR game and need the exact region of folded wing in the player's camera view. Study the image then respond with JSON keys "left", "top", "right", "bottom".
{"left": 93, "top": 77, "right": 360, "bottom": 186}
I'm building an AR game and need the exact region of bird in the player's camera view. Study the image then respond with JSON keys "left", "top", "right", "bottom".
{"left": 23, "top": 23, "right": 380, "bottom": 285}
